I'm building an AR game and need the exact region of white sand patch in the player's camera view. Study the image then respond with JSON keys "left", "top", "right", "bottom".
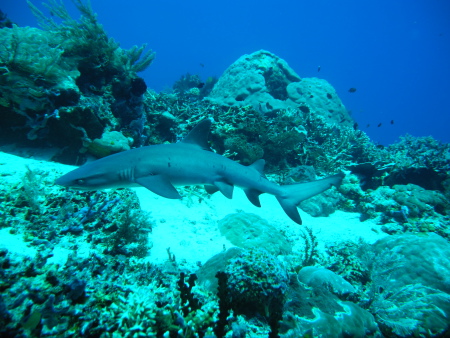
{"left": 0, "top": 150, "right": 75, "bottom": 186}
{"left": 46, "top": 236, "right": 96, "bottom": 267}
{"left": 0, "top": 227, "right": 37, "bottom": 260}
{"left": 135, "top": 187, "right": 386, "bottom": 267}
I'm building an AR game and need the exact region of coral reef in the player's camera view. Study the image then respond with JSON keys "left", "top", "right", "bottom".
{"left": 0, "top": 25, "right": 80, "bottom": 109}
{"left": 280, "top": 266, "right": 379, "bottom": 337}
{"left": 0, "top": 248, "right": 219, "bottom": 337}
{"left": 87, "top": 130, "right": 132, "bottom": 158}
{"left": 1, "top": 155, "right": 450, "bottom": 336}
{"left": 339, "top": 178, "right": 450, "bottom": 236}
{"left": 0, "top": 166, "right": 152, "bottom": 257}
{"left": 207, "top": 50, "right": 352, "bottom": 126}
{"left": 1, "top": 0, "right": 154, "bottom": 163}
{"left": 297, "top": 266, "right": 356, "bottom": 297}
{"left": 172, "top": 72, "right": 218, "bottom": 99}
{"left": 359, "top": 233, "right": 450, "bottom": 337}
{"left": 224, "top": 249, "right": 288, "bottom": 318}
{"left": 1, "top": 1, "right": 450, "bottom": 336}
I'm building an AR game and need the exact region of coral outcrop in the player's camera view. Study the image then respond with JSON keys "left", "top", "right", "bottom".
{"left": 362, "top": 233, "right": 450, "bottom": 336}
{"left": 0, "top": 0, "right": 154, "bottom": 163}
{"left": 207, "top": 50, "right": 352, "bottom": 126}
{"left": 217, "top": 212, "right": 292, "bottom": 254}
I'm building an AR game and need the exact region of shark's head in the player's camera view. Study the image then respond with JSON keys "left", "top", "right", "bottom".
{"left": 55, "top": 162, "right": 122, "bottom": 190}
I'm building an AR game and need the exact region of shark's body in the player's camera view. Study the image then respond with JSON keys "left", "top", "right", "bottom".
{"left": 56, "top": 119, "right": 344, "bottom": 224}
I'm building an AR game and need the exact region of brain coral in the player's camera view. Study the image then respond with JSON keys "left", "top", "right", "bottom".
{"left": 392, "top": 184, "right": 449, "bottom": 218}
{"left": 372, "top": 233, "right": 450, "bottom": 292}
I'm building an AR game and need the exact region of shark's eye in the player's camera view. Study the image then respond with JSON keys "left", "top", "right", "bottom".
{"left": 76, "top": 179, "right": 85, "bottom": 185}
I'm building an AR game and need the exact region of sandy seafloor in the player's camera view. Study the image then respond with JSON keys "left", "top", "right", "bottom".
{"left": 0, "top": 146, "right": 387, "bottom": 272}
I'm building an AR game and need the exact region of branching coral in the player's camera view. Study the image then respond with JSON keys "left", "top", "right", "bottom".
{"left": 0, "top": 25, "right": 78, "bottom": 83}
{"left": 0, "top": 25, "right": 80, "bottom": 116}
{"left": 386, "top": 134, "right": 450, "bottom": 173}
{"left": 27, "top": 0, "right": 155, "bottom": 83}
{"left": 297, "top": 109, "right": 381, "bottom": 175}
{"left": 0, "top": 0, "right": 156, "bottom": 155}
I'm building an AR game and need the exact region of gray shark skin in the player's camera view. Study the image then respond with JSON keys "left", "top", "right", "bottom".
{"left": 55, "top": 119, "right": 344, "bottom": 224}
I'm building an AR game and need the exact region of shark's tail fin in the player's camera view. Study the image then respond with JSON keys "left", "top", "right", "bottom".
{"left": 276, "top": 173, "right": 345, "bottom": 225}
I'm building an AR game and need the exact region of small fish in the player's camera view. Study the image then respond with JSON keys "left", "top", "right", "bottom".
{"left": 196, "top": 83, "right": 205, "bottom": 89}
{"left": 366, "top": 124, "right": 370, "bottom": 128}
{"left": 353, "top": 122, "right": 359, "bottom": 130}
{"left": 391, "top": 120, "right": 394, "bottom": 125}
{"left": 317, "top": 65, "right": 321, "bottom": 72}
{"left": 348, "top": 88, "right": 357, "bottom": 93}
{"left": 377, "top": 123, "right": 382, "bottom": 127}
{"left": 199, "top": 63, "right": 204, "bottom": 68}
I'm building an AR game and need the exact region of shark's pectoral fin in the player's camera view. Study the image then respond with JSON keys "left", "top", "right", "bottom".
{"left": 136, "top": 175, "right": 181, "bottom": 199}
{"left": 244, "top": 188, "right": 263, "bottom": 207}
{"left": 204, "top": 185, "right": 219, "bottom": 195}
{"left": 214, "top": 181, "right": 234, "bottom": 199}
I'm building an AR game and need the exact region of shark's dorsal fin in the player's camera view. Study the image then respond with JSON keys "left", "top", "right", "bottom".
{"left": 249, "top": 159, "right": 265, "bottom": 173}
{"left": 180, "top": 118, "right": 212, "bottom": 150}
{"left": 249, "top": 159, "right": 267, "bottom": 179}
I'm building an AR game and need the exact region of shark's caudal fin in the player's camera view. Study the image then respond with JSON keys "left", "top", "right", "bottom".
{"left": 276, "top": 173, "right": 345, "bottom": 225}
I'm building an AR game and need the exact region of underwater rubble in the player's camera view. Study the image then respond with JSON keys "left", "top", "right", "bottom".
{"left": 1, "top": 0, "right": 450, "bottom": 337}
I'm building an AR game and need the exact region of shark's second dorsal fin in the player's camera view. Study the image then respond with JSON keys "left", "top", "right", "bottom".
{"left": 180, "top": 118, "right": 212, "bottom": 150}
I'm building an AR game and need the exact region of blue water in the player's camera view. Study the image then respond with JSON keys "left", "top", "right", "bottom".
{"left": 3, "top": 0, "right": 450, "bottom": 145}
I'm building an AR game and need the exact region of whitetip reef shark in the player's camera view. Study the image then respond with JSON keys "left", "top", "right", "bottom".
{"left": 56, "top": 118, "right": 344, "bottom": 224}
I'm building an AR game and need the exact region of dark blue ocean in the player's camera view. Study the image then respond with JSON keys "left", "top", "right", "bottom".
{"left": 3, "top": 0, "right": 449, "bottom": 146}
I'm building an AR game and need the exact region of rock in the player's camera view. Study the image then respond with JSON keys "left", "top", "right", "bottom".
{"left": 392, "top": 184, "right": 449, "bottom": 218}
{"left": 298, "top": 266, "right": 356, "bottom": 296}
{"left": 371, "top": 232, "right": 450, "bottom": 293}
{"left": 287, "top": 77, "right": 350, "bottom": 125}
{"left": 87, "top": 131, "right": 132, "bottom": 157}
{"left": 300, "top": 189, "right": 342, "bottom": 217}
{"left": 208, "top": 50, "right": 300, "bottom": 113}
{"left": 196, "top": 247, "right": 243, "bottom": 292}
{"left": 217, "top": 212, "right": 292, "bottom": 255}
{"left": 207, "top": 50, "right": 352, "bottom": 126}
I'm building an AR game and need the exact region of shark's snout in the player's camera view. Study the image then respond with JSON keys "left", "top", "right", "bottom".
{"left": 55, "top": 175, "right": 70, "bottom": 187}
{"left": 55, "top": 169, "right": 89, "bottom": 189}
